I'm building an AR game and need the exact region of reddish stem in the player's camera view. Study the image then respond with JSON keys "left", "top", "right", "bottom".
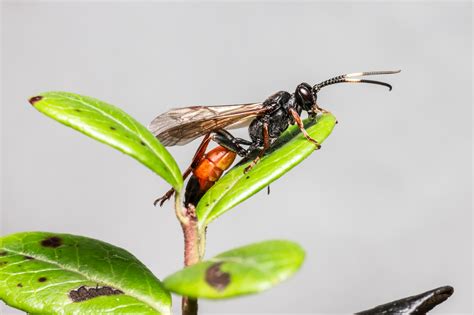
{"left": 180, "top": 205, "right": 200, "bottom": 315}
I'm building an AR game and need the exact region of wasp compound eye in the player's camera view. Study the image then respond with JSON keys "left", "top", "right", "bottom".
{"left": 295, "top": 82, "right": 314, "bottom": 111}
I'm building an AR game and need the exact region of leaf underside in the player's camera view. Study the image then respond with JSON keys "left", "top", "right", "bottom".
{"left": 163, "top": 240, "right": 305, "bottom": 299}
{"left": 196, "top": 113, "right": 337, "bottom": 227}
{"left": 0, "top": 232, "right": 171, "bottom": 314}
{"left": 29, "top": 92, "right": 182, "bottom": 191}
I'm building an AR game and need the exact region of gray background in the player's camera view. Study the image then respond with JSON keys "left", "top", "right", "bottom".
{"left": 1, "top": 1, "right": 472, "bottom": 314}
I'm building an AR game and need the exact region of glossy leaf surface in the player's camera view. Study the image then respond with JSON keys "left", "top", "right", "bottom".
{"left": 29, "top": 92, "right": 182, "bottom": 191}
{"left": 0, "top": 232, "right": 171, "bottom": 314}
{"left": 163, "top": 240, "right": 304, "bottom": 299}
{"left": 196, "top": 113, "right": 337, "bottom": 227}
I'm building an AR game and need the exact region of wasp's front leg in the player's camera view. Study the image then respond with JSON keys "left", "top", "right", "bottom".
{"left": 289, "top": 108, "right": 322, "bottom": 149}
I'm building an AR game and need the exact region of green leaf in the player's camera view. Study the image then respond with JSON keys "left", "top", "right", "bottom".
{"left": 0, "top": 232, "right": 171, "bottom": 314}
{"left": 196, "top": 113, "right": 337, "bottom": 227}
{"left": 163, "top": 240, "right": 304, "bottom": 299}
{"left": 29, "top": 92, "right": 182, "bottom": 191}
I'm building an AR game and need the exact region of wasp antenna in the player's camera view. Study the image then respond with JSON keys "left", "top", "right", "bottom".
{"left": 345, "top": 78, "right": 393, "bottom": 91}
{"left": 313, "top": 70, "right": 400, "bottom": 92}
{"left": 345, "top": 70, "right": 401, "bottom": 78}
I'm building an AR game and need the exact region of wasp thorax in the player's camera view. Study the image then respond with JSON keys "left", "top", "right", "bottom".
{"left": 295, "top": 82, "right": 314, "bottom": 111}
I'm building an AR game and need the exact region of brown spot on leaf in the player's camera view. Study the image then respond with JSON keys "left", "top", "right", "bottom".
{"left": 41, "top": 236, "right": 62, "bottom": 248}
{"left": 0, "top": 251, "right": 7, "bottom": 256}
{"left": 110, "top": 126, "right": 116, "bottom": 130}
{"left": 24, "top": 256, "right": 35, "bottom": 260}
{"left": 246, "top": 176, "right": 250, "bottom": 179}
{"left": 29, "top": 96, "right": 43, "bottom": 105}
{"left": 38, "top": 277, "right": 47, "bottom": 282}
{"left": 17, "top": 283, "right": 23, "bottom": 288}
{"left": 0, "top": 261, "right": 8, "bottom": 267}
{"left": 140, "top": 141, "right": 146, "bottom": 146}
{"left": 205, "top": 262, "right": 230, "bottom": 291}
{"left": 69, "top": 285, "right": 124, "bottom": 302}
{"left": 74, "top": 109, "right": 82, "bottom": 113}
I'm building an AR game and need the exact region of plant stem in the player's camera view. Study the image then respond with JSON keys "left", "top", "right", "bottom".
{"left": 182, "top": 205, "right": 199, "bottom": 266}
{"left": 182, "top": 296, "right": 198, "bottom": 315}
{"left": 175, "top": 195, "right": 202, "bottom": 315}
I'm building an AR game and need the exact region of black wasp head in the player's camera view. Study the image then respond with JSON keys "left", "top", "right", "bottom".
{"left": 295, "top": 82, "right": 316, "bottom": 112}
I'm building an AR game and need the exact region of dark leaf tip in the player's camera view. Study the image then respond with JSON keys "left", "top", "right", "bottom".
{"left": 205, "top": 262, "right": 230, "bottom": 291}
{"left": 29, "top": 96, "right": 43, "bottom": 105}
{"left": 417, "top": 286, "right": 454, "bottom": 313}
{"left": 355, "top": 285, "right": 455, "bottom": 314}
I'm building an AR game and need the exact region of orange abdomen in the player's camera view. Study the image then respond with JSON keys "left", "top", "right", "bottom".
{"left": 193, "top": 146, "right": 236, "bottom": 184}
{"left": 184, "top": 146, "right": 236, "bottom": 205}
{"left": 184, "top": 146, "right": 237, "bottom": 206}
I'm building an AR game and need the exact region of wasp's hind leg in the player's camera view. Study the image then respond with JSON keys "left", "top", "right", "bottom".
{"left": 211, "top": 129, "right": 268, "bottom": 173}
{"left": 153, "top": 134, "right": 212, "bottom": 207}
{"left": 212, "top": 129, "right": 253, "bottom": 157}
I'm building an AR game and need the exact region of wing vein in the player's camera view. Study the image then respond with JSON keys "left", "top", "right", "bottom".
{"left": 149, "top": 103, "right": 266, "bottom": 146}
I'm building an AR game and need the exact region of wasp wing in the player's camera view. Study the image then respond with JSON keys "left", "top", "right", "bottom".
{"left": 148, "top": 103, "right": 267, "bottom": 146}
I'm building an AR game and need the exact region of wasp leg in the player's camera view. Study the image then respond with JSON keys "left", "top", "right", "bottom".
{"left": 153, "top": 134, "right": 212, "bottom": 207}
{"left": 244, "top": 120, "right": 270, "bottom": 173}
{"left": 312, "top": 104, "right": 338, "bottom": 124}
{"left": 212, "top": 129, "right": 253, "bottom": 157}
{"left": 311, "top": 101, "right": 332, "bottom": 114}
{"left": 153, "top": 189, "right": 175, "bottom": 207}
{"left": 189, "top": 133, "right": 213, "bottom": 167}
{"left": 289, "top": 108, "right": 321, "bottom": 149}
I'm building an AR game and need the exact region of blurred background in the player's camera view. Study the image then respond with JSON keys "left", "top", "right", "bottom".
{"left": 1, "top": 1, "right": 471, "bottom": 314}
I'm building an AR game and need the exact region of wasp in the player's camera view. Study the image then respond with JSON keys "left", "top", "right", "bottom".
{"left": 150, "top": 70, "right": 400, "bottom": 206}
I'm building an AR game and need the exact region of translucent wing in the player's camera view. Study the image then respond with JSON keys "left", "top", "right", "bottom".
{"left": 148, "top": 103, "right": 267, "bottom": 146}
